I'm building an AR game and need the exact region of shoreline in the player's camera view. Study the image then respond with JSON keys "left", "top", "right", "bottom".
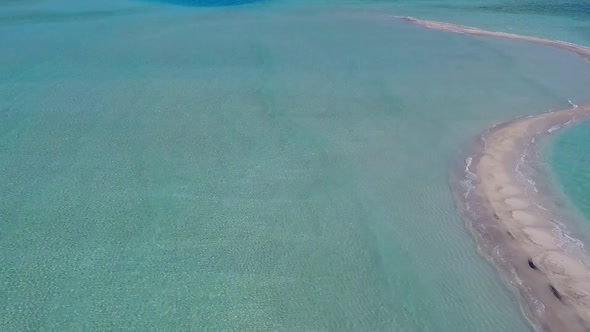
{"left": 461, "top": 106, "right": 590, "bottom": 331}
{"left": 385, "top": 15, "right": 590, "bottom": 331}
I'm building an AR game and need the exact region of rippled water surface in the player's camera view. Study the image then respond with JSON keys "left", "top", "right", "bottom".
{"left": 1, "top": 0, "right": 590, "bottom": 330}
{"left": 550, "top": 121, "right": 590, "bottom": 230}
{"left": 153, "top": 0, "right": 263, "bottom": 6}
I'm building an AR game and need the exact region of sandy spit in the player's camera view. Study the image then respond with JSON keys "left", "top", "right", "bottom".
{"left": 379, "top": 14, "right": 590, "bottom": 332}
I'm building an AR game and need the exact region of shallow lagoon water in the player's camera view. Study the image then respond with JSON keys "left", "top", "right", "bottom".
{"left": 550, "top": 121, "right": 590, "bottom": 232}
{"left": 153, "top": 0, "right": 263, "bottom": 7}
{"left": 1, "top": 0, "right": 590, "bottom": 331}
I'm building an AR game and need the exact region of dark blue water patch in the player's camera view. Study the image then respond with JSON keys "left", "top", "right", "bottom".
{"left": 154, "top": 0, "right": 263, "bottom": 7}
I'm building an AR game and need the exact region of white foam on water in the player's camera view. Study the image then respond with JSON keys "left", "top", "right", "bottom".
{"left": 461, "top": 155, "right": 478, "bottom": 201}
{"left": 515, "top": 146, "right": 539, "bottom": 193}
{"left": 481, "top": 136, "right": 488, "bottom": 149}
{"left": 547, "top": 125, "right": 561, "bottom": 133}
{"left": 477, "top": 223, "right": 487, "bottom": 233}
{"left": 526, "top": 179, "right": 538, "bottom": 192}
{"left": 568, "top": 100, "right": 578, "bottom": 109}
{"left": 510, "top": 267, "right": 523, "bottom": 286}
{"left": 494, "top": 246, "right": 506, "bottom": 264}
{"left": 514, "top": 121, "right": 590, "bottom": 268}
{"left": 530, "top": 294, "right": 546, "bottom": 316}
{"left": 508, "top": 266, "right": 546, "bottom": 316}
{"left": 551, "top": 223, "right": 590, "bottom": 266}
{"left": 465, "top": 157, "right": 478, "bottom": 180}
{"left": 465, "top": 157, "right": 472, "bottom": 172}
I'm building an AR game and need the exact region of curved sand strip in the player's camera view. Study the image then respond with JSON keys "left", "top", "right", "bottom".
{"left": 386, "top": 15, "right": 590, "bottom": 332}
{"left": 463, "top": 106, "right": 590, "bottom": 332}
{"left": 395, "top": 16, "right": 590, "bottom": 62}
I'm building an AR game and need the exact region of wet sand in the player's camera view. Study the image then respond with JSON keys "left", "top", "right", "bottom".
{"left": 383, "top": 15, "right": 590, "bottom": 332}
{"left": 465, "top": 105, "right": 590, "bottom": 331}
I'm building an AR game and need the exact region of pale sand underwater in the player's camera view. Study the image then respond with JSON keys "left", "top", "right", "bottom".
{"left": 4, "top": 2, "right": 590, "bottom": 330}
{"left": 380, "top": 15, "right": 590, "bottom": 332}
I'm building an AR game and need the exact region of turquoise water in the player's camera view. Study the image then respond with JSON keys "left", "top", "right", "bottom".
{"left": 339, "top": 0, "right": 590, "bottom": 45}
{"left": 550, "top": 121, "right": 590, "bottom": 230}
{"left": 155, "top": 0, "right": 262, "bottom": 6}
{"left": 1, "top": 0, "right": 590, "bottom": 331}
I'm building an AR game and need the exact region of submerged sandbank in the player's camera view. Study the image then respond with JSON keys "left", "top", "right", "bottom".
{"left": 376, "top": 15, "right": 590, "bottom": 332}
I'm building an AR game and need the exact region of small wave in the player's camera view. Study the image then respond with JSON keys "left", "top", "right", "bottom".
{"left": 552, "top": 224, "right": 590, "bottom": 266}
{"left": 510, "top": 267, "right": 546, "bottom": 316}
{"left": 465, "top": 157, "right": 472, "bottom": 172}
{"left": 461, "top": 156, "right": 479, "bottom": 200}
{"left": 531, "top": 297, "right": 546, "bottom": 316}
{"left": 464, "top": 157, "right": 478, "bottom": 180}
{"left": 515, "top": 147, "right": 539, "bottom": 193}
{"left": 568, "top": 100, "right": 579, "bottom": 109}
{"left": 494, "top": 245, "right": 507, "bottom": 264}
{"left": 510, "top": 267, "right": 523, "bottom": 286}
{"left": 461, "top": 179, "right": 475, "bottom": 199}
{"left": 547, "top": 125, "right": 561, "bottom": 134}
{"left": 480, "top": 135, "right": 488, "bottom": 149}
{"left": 526, "top": 179, "right": 538, "bottom": 192}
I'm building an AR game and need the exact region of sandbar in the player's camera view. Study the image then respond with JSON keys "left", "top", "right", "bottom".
{"left": 386, "top": 15, "right": 590, "bottom": 332}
